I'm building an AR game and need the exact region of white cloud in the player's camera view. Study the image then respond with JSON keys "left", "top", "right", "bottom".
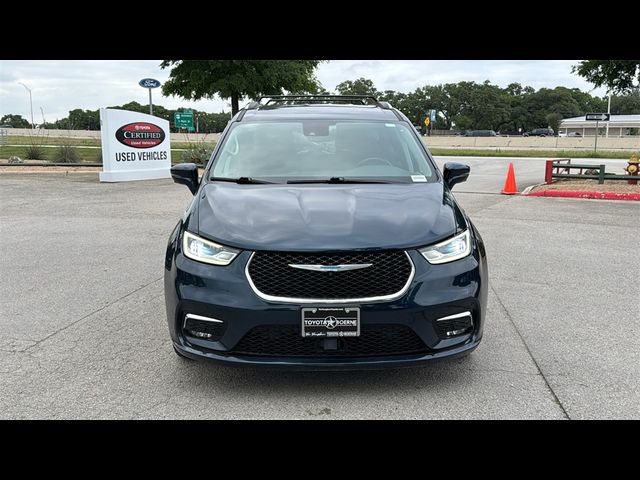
{"left": 0, "top": 60, "right": 607, "bottom": 122}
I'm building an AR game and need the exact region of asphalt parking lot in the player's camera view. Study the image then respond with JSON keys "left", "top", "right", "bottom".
{"left": 1, "top": 164, "right": 638, "bottom": 419}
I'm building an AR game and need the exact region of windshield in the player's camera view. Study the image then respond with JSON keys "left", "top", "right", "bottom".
{"left": 210, "top": 120, "right": 436, "bottom": 183}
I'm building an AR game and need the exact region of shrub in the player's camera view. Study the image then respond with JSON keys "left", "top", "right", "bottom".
{"left": 53, "top": 145, "right": 81, "bottom": 163}
{"left": 23, "top": 129, "right": 49, "bottom": 160}
{"left": 181, "top": 143, "right": 214, "bottom": 164}
{"left": 24, "top": 144, "right": 46, "bottom": 160}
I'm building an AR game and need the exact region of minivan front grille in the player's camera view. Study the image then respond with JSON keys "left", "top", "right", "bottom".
{"left": 231, "top": 324, "right": 428, "bottom": 357}
{"left": 246, "top": 250, "right": 413, "bottom": 301}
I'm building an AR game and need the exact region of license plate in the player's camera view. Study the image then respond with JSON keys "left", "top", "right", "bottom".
{"left": 301, "top": 307, "right": 360, "bottom": 338}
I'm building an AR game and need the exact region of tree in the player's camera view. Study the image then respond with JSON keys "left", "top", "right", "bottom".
{"left": 160, "top": 60, "right": 324, "bottom": 115}
{"left": 335, "top": 78, "right": 379, "bottom": 97}
{"left": 197, "top": 112, "right": 231, "bottom": 133}
{"left": 0, "top": 114, "right": 30, "bottom": 128}
{"left": 545, "top": 112, "right": 563, "bottom": 134}
{"left": 573, "top": 60, "right": 640, "bottom": 93}
{"left": 610, "top": 89, "right": 640, "bottom": 114}
{"left": 67, "top": 109, "right": 100, "bottom": 130}
{"left": 565, "top": 87, "right": 606, "bottom": 113}
{"left": 520, "top": 87, "right": 588, "bottom": 131}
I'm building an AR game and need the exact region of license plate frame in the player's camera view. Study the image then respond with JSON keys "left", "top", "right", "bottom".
{"left": 301, "top": 307, "right": 360, "bottom": 338}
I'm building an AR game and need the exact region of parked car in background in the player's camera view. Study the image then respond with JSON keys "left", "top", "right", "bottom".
{"left": 0, "top": 124, "right": 14, "bottom": 128}
{"left": 558, "top": 131, "right": 582, "bottom": 137}
{"left": 463, "top": 130, "right": 497, "bottom": 137}
{"left": 524, "top": 128, "right": 554, "bottom": 137}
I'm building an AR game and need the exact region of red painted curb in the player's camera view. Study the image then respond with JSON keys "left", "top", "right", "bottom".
{"left": 526, "top": 190, "right": 640, "bottom": 201}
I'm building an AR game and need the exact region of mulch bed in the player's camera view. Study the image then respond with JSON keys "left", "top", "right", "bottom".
{"left": 530, "top": 179, "right": 640, "bottom": 194}
{"left": 527, "top": 179, "right": 640, "bottom": 200}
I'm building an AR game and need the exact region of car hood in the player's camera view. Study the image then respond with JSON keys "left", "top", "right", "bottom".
{"left": 197, "top": 182, "right": 464, "bottom": 251}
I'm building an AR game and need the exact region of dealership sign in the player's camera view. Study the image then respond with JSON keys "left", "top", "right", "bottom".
{"left": 138, "top": 78, "right": 161, "bottom": 89}
{"left": 99, "top": 108, "right": 171, "bottom": 182}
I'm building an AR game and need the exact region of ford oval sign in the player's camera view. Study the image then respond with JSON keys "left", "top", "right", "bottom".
{"left": 115, "top": 122, "right": 165, "bottom": 148}
{"left": 139, "top": 78, "right": 161, "bottom": 89}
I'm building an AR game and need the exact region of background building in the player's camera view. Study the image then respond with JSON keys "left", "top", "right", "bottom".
{"left": 559, "top": 115, "right": 640, "bottom": 137}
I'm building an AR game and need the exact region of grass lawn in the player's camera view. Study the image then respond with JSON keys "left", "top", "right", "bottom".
{"left": 0, "top": 145, "right": 102, "bottom": 162}
{"left": 0, "top": 145, "right": 191, "bottom": 163}
{"left": 429, "top": 148, "right": 635, "bottom": 159}
{"left": 4, "top": 134, "right": 216, "bottom": 151}
{"left": 2, "top": 135, "right": 635, "bottom": 163}
{"left": 5, "top": 135, "right": 102, "bottom": 147}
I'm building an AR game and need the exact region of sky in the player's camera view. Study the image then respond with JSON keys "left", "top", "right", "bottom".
{"left": 0, "top": 60, "right": 606, "bottom": 123}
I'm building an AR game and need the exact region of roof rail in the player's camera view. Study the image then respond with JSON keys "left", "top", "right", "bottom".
{"left": 260, "top": 94, "right": 386, "bottom": 107}
{"left": 235, "top": 95, "right": 398, "bottom": 122}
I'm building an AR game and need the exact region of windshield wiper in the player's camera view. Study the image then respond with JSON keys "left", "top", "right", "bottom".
{"left": 210, "top": 177, "right": 276, "bottom": 184}
{"left": 286, "top": 177, "right": 393, "bottom": 184}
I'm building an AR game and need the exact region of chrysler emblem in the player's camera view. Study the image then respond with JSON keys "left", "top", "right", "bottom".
{"left": 288, "top": 263, "right": 373, "bottom": 272}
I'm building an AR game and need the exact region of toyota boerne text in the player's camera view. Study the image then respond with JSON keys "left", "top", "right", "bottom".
{"left": 164, "top": 95, "right": 488, "bottom": 369}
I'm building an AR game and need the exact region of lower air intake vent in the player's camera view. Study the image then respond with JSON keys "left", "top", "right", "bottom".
{"left": 231, "top": 324, "right": 428, "bottom": 357}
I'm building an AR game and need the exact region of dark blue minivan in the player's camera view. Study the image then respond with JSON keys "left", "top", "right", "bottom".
{"left": 164, "top": 95, "right": 488, "bottom": 369}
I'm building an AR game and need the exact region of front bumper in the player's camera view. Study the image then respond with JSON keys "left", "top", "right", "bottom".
{"left": 164, "top": 230, "right": 488, "bottom": 370}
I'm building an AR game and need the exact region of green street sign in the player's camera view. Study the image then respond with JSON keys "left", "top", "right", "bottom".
{"left": 174, "top": 110, "right": 194, "bottom": 131}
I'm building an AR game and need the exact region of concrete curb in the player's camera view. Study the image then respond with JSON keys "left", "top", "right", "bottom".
{"left": 521, "top": 183, "right": 546, "bottom": 195}
{"left": 525, "top": 189, "right": 640, "bottom": 201}
{"left": 0, "top": 170, "right": 100, "bottom": 174}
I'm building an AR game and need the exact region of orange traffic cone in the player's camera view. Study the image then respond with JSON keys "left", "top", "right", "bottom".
{"left": 501, "top": 162, "right": 518, "bottom": 195}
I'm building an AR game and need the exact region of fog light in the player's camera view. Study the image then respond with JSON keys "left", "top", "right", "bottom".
{"left": 183, "top": 313, "right": 226, "bottom": 341}
{"left": 434, "top": 311, "right": 473, "bottom": 339}
{"left": 190, "top": 330, "right": 214, "bottom": 339}
{"left": 445, "top": 328, "right": 468, "bottom": 337}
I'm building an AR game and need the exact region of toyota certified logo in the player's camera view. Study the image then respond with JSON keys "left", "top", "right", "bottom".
{"left": 324, "top": 316, "right": 338, "bottom": 329}
{"left": 115, "top": 122, "right": 166, "bottom": 149}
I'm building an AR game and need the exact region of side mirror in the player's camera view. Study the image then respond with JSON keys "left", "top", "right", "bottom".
{"left": 171, "top": 163, "right": 199, "bottom": 195}
{"left": 443, "top": 162, "right": 470, "bottom": 190}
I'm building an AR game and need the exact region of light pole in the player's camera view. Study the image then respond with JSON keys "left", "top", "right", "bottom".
{"left": 606, "top": 91, "right": 612, "bottom": 138}
{"left": 18, "top": 82, "right": 35, "bottom": 129}
{"left": 40, "top": 107, "right": 46, "bottom": 126}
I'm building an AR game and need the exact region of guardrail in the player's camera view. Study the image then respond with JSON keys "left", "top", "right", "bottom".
{"left": 545, "top": 159, "right": 636, "bottom": 184}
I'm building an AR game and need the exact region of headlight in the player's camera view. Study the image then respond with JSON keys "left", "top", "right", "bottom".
{"left": 420, "top": 230, "right": 471, "bottom": 264}
{"left": 182, "top": 231, "right": 240, "bottom": 265}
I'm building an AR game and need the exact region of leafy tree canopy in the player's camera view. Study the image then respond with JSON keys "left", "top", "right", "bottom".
{"left": 1, "top": 114, "right": 30, "bottom": 128}
{"left": 160, "top": 60, "right": 324, "bottom": 115}
{"left": 573, "top": 60, "right": 640, "bottom": 93}
{"left": 610, "top": 88, "right": 640, "bottom": 114}
{"left": 335, "top": 78, "right": 380, "bottom": 97}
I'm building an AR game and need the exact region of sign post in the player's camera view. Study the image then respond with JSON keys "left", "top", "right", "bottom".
{"left": 429, "top": 109, "right": 436, "bottom": 136}
{"left": 174, "top": 110, "right": 195, "bottom": 132}
{"left": 586, "top": 113, "right": 610, "bottom": 153}
{"left": 138, "top": 78, "right": 161, "bottom": 115}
